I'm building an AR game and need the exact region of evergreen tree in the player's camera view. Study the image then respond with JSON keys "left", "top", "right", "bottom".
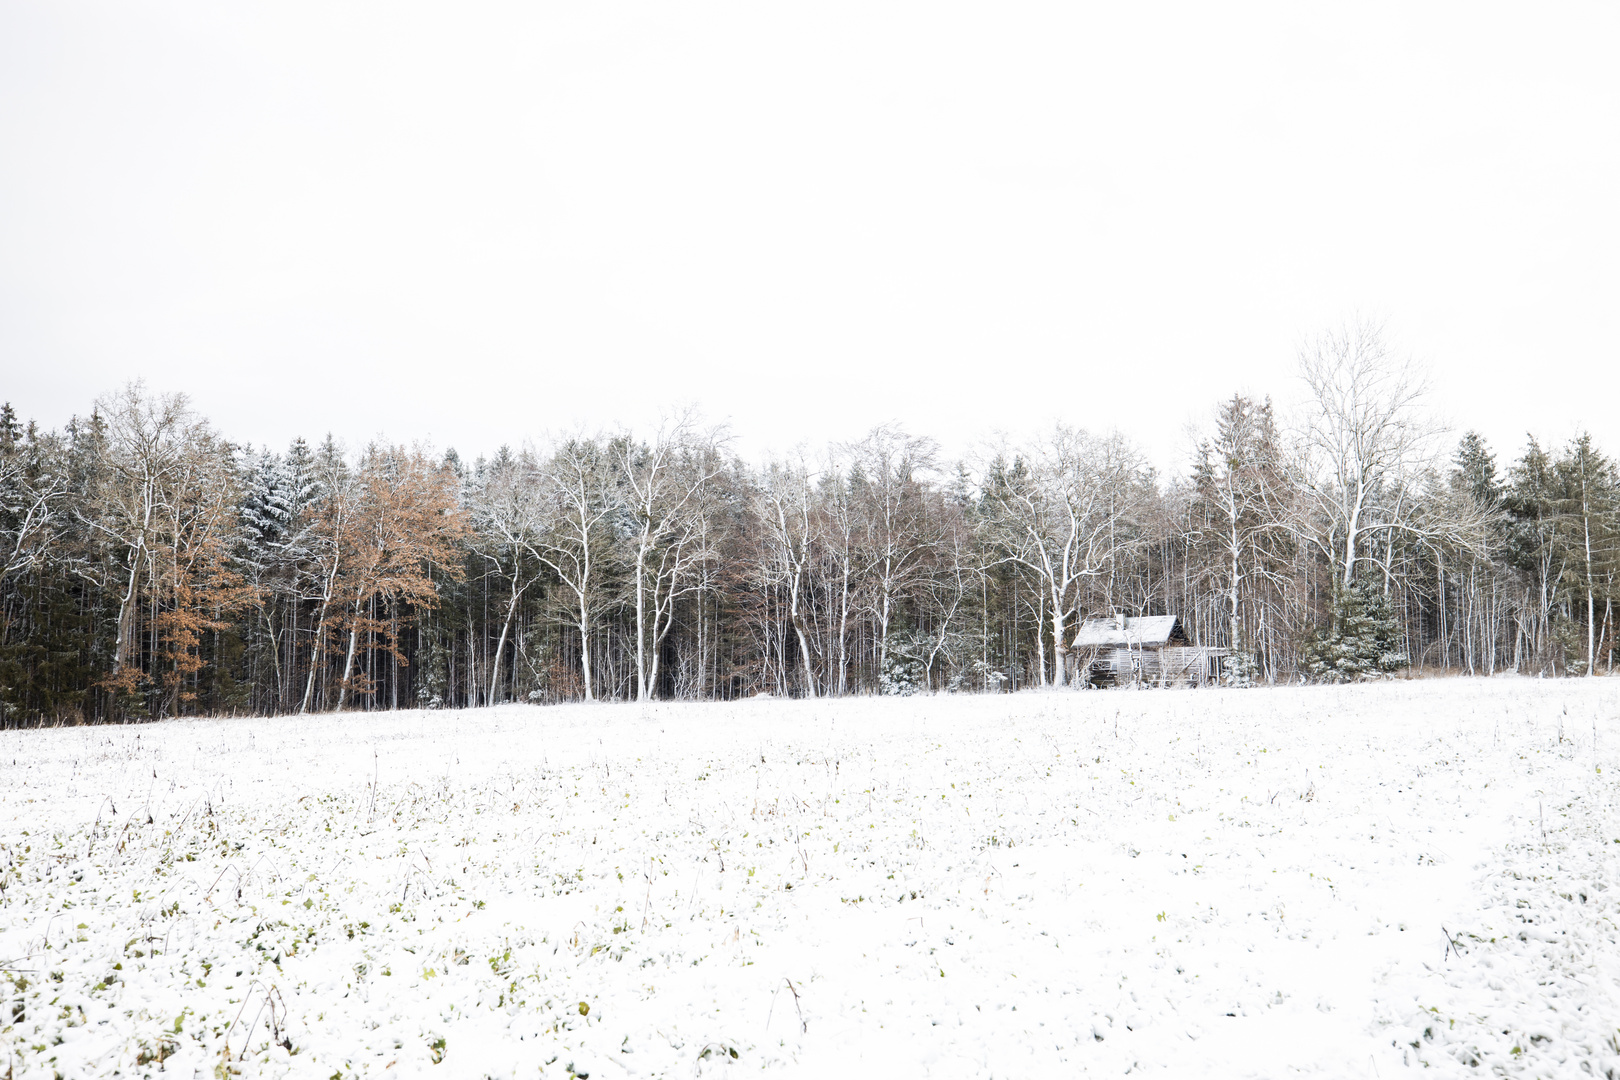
{"left": 240, "top": 449, "right": 293, "bottom": 571}
{"left": 1552, "top": 434, "right": 1618, "bottom": 675}
{"left": 1302, "top": 578, "right": 1408, "bottom": 682}
{"left": 0, "top": 402, "right": 21, "bottom": 451}
{"left": 1451, "top": 431, "right": 1500, "bottom": 505}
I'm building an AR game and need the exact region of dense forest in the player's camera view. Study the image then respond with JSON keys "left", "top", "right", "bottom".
{"left": 2, "top": 323, "right": 1615, "bottom": 725}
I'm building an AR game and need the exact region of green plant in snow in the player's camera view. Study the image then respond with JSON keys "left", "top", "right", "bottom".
{"left": 1303, "top": 577, "right": 1408, "bottom": 682}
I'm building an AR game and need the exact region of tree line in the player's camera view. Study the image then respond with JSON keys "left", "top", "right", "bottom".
{"left": 2, "top": 322, "right": 1616, "bottom": 724}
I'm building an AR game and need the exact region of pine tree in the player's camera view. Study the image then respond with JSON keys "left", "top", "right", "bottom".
{"left": 1552, "top": 434, "right": 1618, "bottom": 675}
{"left": 1451, "top": 431, "right": 1500, "bottom": 505}
{"left": 1504, "top": 438, "right": 1563, "bottom": 672}
{"left": 1303, "top": 578, "right": 1408, "bottom": 682}
{"left": 0, "top": 403, "right": 21, "bottom": 452}
{"left": 240, "top": 449, "right": 293, "bottom": 573}
{"left": 1192, "top": 393, "right": 1288, "bottom": 676}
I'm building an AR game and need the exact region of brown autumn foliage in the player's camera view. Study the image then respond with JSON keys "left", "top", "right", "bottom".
{"left": 90, "top": 385, "right": 255, "bottom": 716}
{"left": 302, "top": 443, "right": 468, "bottom": 711}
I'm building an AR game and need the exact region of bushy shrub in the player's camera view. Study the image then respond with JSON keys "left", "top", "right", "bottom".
{"left": 1223, "top": 648, "right": 1259, "bottom": 688}
{"left": 879, "top": 653, "right": 922, "bottom": 696}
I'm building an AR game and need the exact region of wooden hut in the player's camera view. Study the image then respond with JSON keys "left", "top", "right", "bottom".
{"left": 1072, "top": 614, "right": 1227, "bottom": 687}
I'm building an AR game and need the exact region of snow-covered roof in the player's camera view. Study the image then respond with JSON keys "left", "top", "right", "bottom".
{"left": 1072, "top": 615, "right": 1184, "bottom": 648}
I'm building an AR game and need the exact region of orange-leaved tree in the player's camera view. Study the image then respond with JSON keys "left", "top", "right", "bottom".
{"left": 87, "top": 384, "right": 253, "bottom": 716}
{"left": 299, "top": 442, "right": 466, "bottom": 712}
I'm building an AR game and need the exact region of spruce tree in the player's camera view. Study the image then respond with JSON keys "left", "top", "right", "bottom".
{"left": 0, "top": 403, "right": 20, "bottom": 452}
{"left": 1303, "top": 578, "right": 1408, "bottom": 682}
{"left": 1451, "top": 431, "right": 1500, "bottom": 505}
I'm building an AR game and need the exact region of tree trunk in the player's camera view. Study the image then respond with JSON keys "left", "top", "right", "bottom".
{"left": 791, "top": 613, "right": 817, "bottom": 699}
{"left": 1049, "top": 584, "right": 1068, "bottom": 687}
{"left": 1034, "top": 587, "right": 1048, "bottom": 688}
{"left": 299, "top": 598, "right": 330, "bottom": 714}
{"left": 633, "top": 530, "right": 650, "bottom": 701}
{"left": 488, "top": 578, "right": 521, "bottom": 706}
{"left": 836, "top": 558, "right": 851, "bottom": 696}
{"left": 336, "top": 601, "right": 362, "bottom": 709}
{"left": 112, "top": 541, "right": 144, "bottom": 676}
{"left": 1229, "top": 523, "right": 1241, "bottom": 654}
{"left": 1588, "top": 587, "right": 1597, "bottom": 676}
{"left": 578, "top": 591, "right": 595, "bottom": 702}
{"left": 877, "top": 576, "right": 893, "bottom": 682}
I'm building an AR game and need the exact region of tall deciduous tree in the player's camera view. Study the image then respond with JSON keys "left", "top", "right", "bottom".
{"left": 1293, "top": 320, "right": 1433, "bottom": 588}
{"left": 757, "top": 456, "right": 820, "bottom": 697}
{"left": 847, "top": 425, "right": 940, "bottom": 681}
{"left": 980, "top": 427, "right": 1146, "bottom": 686}
{"left": 531, "top": 435, "right": 620, "bottom": 702}
{"left": 330, "top": 445, "right": 467, "bottom": 709}
{"left": 86, "top": 383, "right": 248, "bottom": 715}
{"left": 617, "top": 413, "right": 728, "bottom": 701}
{"left": 466, "top": 446, "right": 548, "bottom": 704}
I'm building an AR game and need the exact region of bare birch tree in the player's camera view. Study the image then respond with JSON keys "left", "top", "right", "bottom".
{"left": 758, "top": 455, "right": 820, "bottom": 697}
{"left": 847, "top": 425, "right": 940, "bottom": 680}
{"left": 298, "top": 440, "right": 353, "bottom": 713}
{"left": 980, "top": 427, "right": 1146, "bottom": 686}
{"left": 1292, "top": 321, "right": 1436, "bottom": 587}
{"left": 530, "top": 435, "right": 620, "bottom": 702}
{"left": 467, "top": 446, "right": 548, "bottom": 703}
{"left": 615, "top": 412, "right": 728, "bottom": 701}
{"left": 84, "top": 383, "right": 247, "bottom": 712}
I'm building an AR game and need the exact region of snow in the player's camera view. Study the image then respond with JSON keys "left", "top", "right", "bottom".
{"left": 2, "top": 679, "right": 1618, "bottom": 1078}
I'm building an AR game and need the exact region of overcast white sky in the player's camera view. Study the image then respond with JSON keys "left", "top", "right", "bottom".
{"left": 2, "top": 2, "right": 1616, "bottom": 475}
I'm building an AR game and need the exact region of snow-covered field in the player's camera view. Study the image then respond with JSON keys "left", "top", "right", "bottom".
{"left": 3, "top": 681, "right": 1619, "bottom": 1079}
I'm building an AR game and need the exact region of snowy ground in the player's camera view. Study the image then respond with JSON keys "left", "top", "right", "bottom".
{"left": 2, "top": 681, "right": 1619, "bottom": 1079}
